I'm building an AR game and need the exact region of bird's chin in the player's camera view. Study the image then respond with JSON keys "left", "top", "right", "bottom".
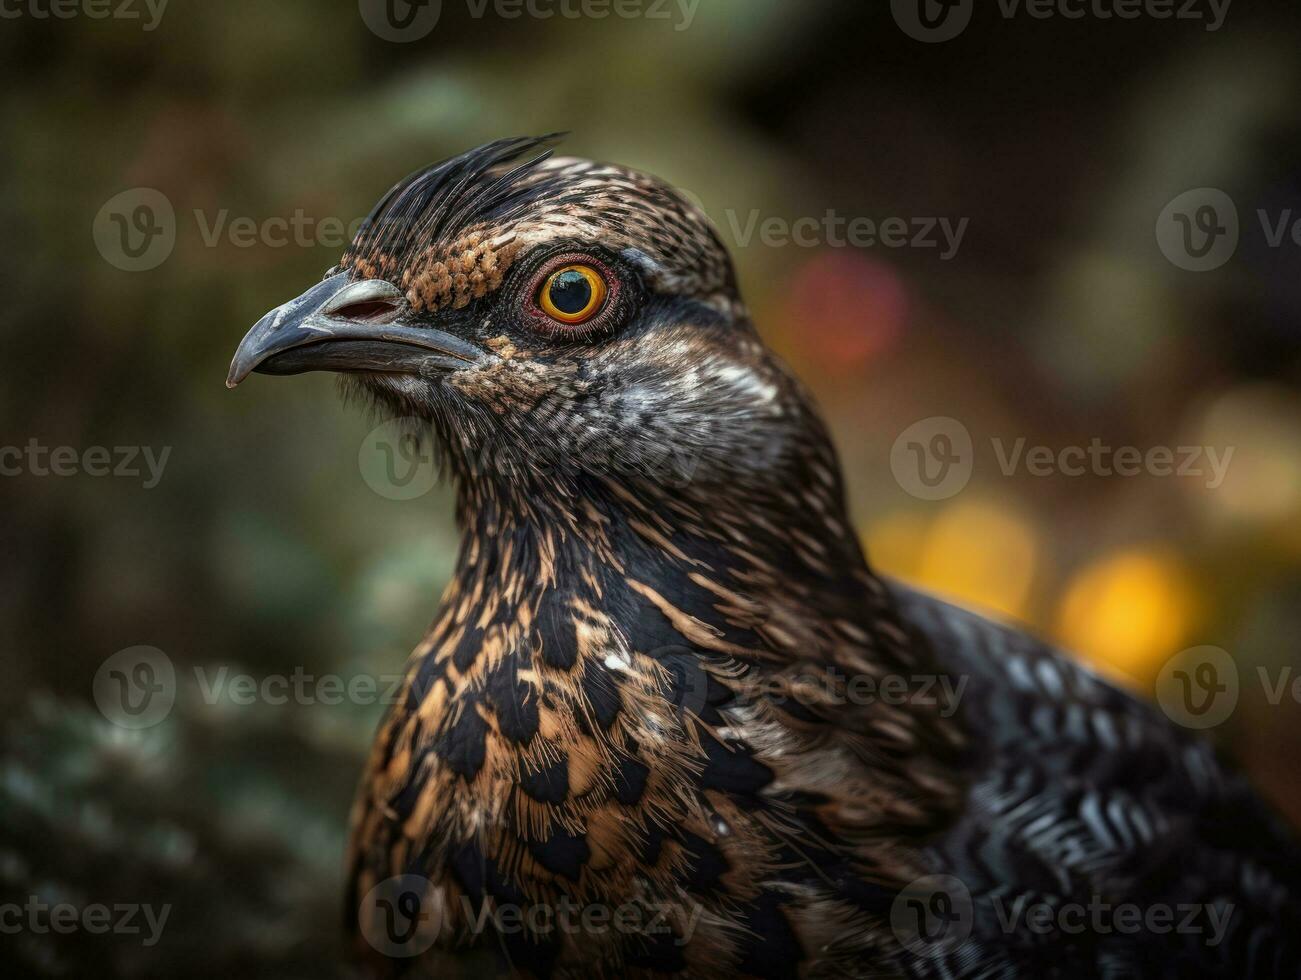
{"left": 338, "top": 371, "right": 444, "bottom": 417}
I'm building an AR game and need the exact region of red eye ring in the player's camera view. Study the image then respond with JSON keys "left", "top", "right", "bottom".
{"left": 521, "top": 252, "right": 622, "bottom": 337}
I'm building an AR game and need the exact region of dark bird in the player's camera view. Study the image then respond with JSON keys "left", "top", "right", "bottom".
{"left": 228, "top": 136, "right": 1301, "bottom": 978}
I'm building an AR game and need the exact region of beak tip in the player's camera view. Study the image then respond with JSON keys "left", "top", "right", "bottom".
{"left": 226, "top": 359, "right": 250, "bottom": 389}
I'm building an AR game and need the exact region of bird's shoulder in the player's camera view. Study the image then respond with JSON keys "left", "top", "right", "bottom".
{"left": 891, "top": 581, "right": 1301, "bottom": 977}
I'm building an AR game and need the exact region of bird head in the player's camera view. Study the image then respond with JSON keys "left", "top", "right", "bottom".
{"left": 229, "top": 136, "right": 819, "bottom": 500}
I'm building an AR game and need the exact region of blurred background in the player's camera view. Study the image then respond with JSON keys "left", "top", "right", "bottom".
{"left": 2, "top": 0, "right": 1300, "bottom": 974}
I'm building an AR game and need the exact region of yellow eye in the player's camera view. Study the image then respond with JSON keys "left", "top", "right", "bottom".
{"left": 538, "top": 264, "right": 608, "bottom": 325}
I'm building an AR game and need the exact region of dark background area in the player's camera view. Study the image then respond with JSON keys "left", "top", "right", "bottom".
{"left": 2, "top": 0, "right": 1299, "bottom": 974}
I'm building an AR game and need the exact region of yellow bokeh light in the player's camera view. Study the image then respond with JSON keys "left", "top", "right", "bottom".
{"left": 1055, "top": 548, "right": 1196, "bottom": 685}
{"left": 914, "top": 500, "right": 1039, "bottom": 621}
{"left": 861, "top": 510, "right": 930, "bottom": 580}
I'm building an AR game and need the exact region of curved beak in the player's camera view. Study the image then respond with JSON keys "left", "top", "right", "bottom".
{"left": 226, "top": 272, "right": 484, "bottom": 388}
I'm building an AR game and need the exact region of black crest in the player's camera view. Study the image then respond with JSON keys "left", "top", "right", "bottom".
{"left": 343, "top": 134, "right": 581, "bottom": 271}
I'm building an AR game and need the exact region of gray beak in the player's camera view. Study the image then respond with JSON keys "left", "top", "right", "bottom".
{"left": 226, "top": 272, "right": 483, "bottom": 388}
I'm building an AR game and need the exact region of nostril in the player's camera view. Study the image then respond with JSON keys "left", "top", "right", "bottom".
{"left": 322, "top": 278, "right": 406, "bottom": 321}
{"left": 332, "top": 299, "right": 400, "bottom": 322}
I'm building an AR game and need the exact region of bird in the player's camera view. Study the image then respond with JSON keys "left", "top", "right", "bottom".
{"left": 227, "top": 136, "right": 1301, "bottom": 978}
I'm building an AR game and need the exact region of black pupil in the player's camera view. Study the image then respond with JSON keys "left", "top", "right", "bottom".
{"left": 549, "top": 270, "right": 593, "bottom": 316}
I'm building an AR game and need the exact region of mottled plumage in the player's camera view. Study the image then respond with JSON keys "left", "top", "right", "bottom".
{"left": 228, "top": 137, "right": 1301, "bottom": 978}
